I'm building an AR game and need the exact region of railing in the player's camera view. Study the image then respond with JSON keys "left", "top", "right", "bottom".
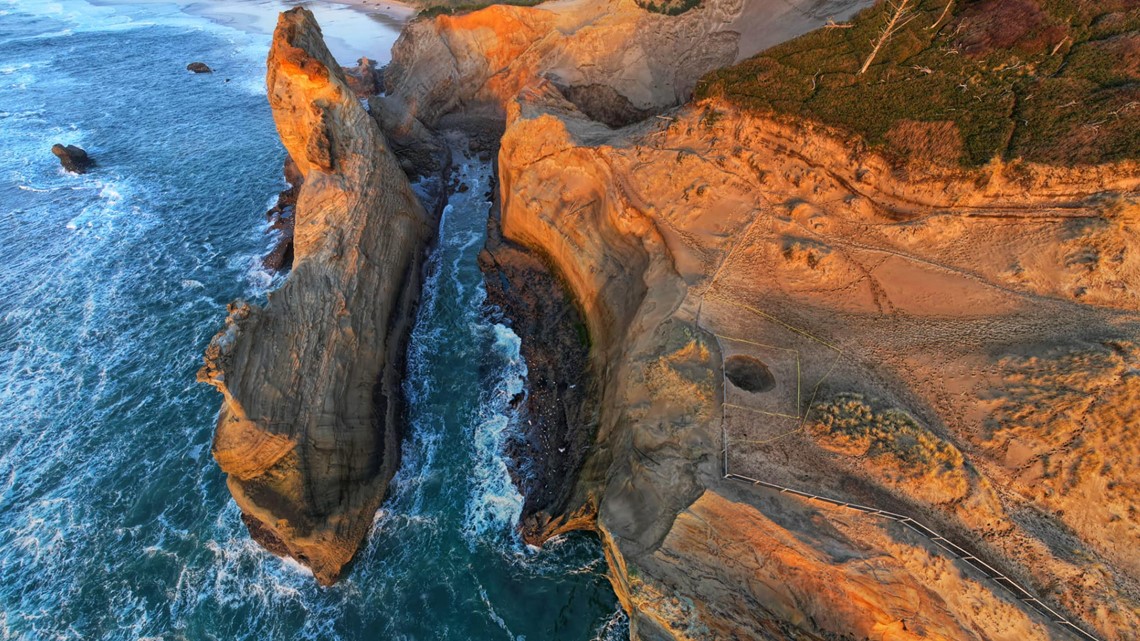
{"left": 708, "top": 328, "right": 1103, "bottom": 641}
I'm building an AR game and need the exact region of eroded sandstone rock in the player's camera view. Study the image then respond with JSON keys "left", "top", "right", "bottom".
{"left": 382, "top": 0, "right": 870, "bottom": 129}
{"left": 198, "top": 7, "right": 433, "bottom": 585}
{"left": 493, "top": 91, "right": 1140, "bottom": 640}
{"left": 341, "top": 56, "right": 383, "bottom": 98}
{"left": 263, "top": 155, "right": 302, "bottom": 272}
{"left": 313, "top": 0, "right": 1139, "bottom": 634}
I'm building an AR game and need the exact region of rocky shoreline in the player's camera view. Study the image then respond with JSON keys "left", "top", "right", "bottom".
{"left": 200, "top": 1, "right": 1140, "bottom": 638}
{"left": 478, "top": 176, "right": 599, "bottom": 543}
{"left": 261, "top": 155, "right": 301, "bottom": 272}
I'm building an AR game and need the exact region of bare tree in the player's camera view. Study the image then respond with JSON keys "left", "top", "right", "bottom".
{"left": 859, "top": 0, "right": 918, "bottom": 75}
{"left": 927, "top": 0, "right": 954, "bottom": 31}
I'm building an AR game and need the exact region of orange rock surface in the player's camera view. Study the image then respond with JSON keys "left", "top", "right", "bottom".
{"left": 199, "top": 7, "right": 434, "bottom": 585}
{"left": 380, "top": 0, "right": 1140, "bottom": 636}
{"left": 495, "top": 88, "right": 1140, "bottom": 639}
{"left": 194, "top": 0, "right": 1140, "bottom": 634}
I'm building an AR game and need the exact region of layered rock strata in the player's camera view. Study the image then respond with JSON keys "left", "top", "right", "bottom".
{"left": 199, "top": 7, "right": 434, "bottom": 585}
{"left": 493, "top": 93, "right": 1140, "bottom": 640}
{"left": 380, "top": 0, "right": 871, "bottom": 127}
{"left": 383, "top": 0, "right": 1140, "bottom": 638}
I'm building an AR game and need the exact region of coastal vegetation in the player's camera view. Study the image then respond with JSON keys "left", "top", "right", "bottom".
{"left": 636, "top": 0, "right": 701, "bottom": 16}
{"left": 696, "top": 0, "right": 1140, "bottom": 167}
{"left": 416, "top": 0, "right": 544, "bottom": 18}
{"left": 808, "top": 393, "right": 971, "bottom": 503}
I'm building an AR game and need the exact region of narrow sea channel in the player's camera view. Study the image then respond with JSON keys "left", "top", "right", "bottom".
{"left": 0, "top": 1, "right": 623, "bottom": 637}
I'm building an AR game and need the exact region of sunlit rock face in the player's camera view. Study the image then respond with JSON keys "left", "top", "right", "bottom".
{"left": 199, "top": 7, "right": 433, "bottom": 585}
{"left": 379, "top": 0, "right": 1140, "bottom": 634}
{"left": 211, "top": 0, "right": 1140, "bottom": 635}
{"left": 382, "top": 0, "right": 871, "bottom": 127}
{"left": 495, "top": 83, "right": 1140, "bottom": 639}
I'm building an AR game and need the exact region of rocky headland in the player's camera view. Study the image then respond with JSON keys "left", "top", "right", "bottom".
{"left": 488, "top": 95, "right": 1140, "bottom": 639}
{"left": 198, "top": 7, "right": 434, "bottom": 585}
{"left": 205, "top": 0, "right": 1140, "bottom": 637}
{"left": 376, "top": 0, "right": 1140, "bottom": 638}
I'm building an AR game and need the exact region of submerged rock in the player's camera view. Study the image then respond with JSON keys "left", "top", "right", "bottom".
{"left": 51, "top": 144, "right": 94, "bottom": 174}
{"left": 186, "top": 62, "right": 212, "bottom": 73}
{"left": 198, "top": 7, "right": 434, "bottom": 586}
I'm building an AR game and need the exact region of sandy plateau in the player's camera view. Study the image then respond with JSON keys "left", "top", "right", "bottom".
{"left": 484, "top": 90, "right": 1140, "bottom": 640}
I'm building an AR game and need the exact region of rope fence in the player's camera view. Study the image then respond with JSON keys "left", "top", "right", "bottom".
{"left": 690, "top": 206, "right": 1103, "bottom": 641}
{"left": 707, "top": 328, "right": 1103, "bottom": 641}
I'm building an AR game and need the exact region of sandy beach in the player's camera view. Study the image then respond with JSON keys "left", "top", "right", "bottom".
{"left": 179, "top": 0, "right": 417, "bottom": 63}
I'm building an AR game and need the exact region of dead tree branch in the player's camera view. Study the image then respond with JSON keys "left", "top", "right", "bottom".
{"left": 859, "top": 0, "right": 917, "bottom": 75}
{"left": 927, "top": 0, "right": 953, "bottom": 31}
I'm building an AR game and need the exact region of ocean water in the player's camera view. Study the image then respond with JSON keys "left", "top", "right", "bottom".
{"left": 0, "top": 1, "right": 623, "bottom": 639}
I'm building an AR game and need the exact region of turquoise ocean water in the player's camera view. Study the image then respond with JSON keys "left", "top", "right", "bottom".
{"left": 0, "top": 1, "right": 623, "bottom": 638}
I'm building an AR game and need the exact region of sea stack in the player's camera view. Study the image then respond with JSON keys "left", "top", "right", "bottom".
{"left": 198, "top": 7, "right": 433, "bottom": 585}
{"left": 51, "top": 144, "right": 94, "bottom": 173}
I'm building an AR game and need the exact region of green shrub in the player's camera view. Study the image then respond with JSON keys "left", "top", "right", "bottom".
{"left": 637, "top": 0, "right": 700, "bottom": 16}
{"left": 416, "top": 0, "right": 544, "bottom": 18}
{"left": 695, "top": 0, "right": 1140, "bottom": 167}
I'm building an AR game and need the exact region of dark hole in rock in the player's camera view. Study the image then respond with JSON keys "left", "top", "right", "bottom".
{"left": 724, "top": 355, "right": 775, "bottom": 393}
{"left": 554, "top": 82, "right": 653, "bottom": 128}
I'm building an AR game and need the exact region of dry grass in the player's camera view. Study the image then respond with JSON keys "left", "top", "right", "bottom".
{"left": 986, "top": 341, "right": 1140, "bottom": 571}
{"left": 809, "top": 393, "right": 970, "bottom": 504}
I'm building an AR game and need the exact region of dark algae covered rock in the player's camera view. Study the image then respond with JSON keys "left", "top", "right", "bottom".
{"left": 51, "top": 143, "right": 94, "bottom": 173}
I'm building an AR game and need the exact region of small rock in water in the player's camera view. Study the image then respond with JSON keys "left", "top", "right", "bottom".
{"left": 457, "top": 182, "right": 470, "bottom": 193}
{"left": 341, "top": 57, "right": 383, "bottom": 98}
{"left": 186, "top": 62, "right": 212, "bottom": 73}
{"left": 51, "top": 143, "right": 94, "bottom": 174}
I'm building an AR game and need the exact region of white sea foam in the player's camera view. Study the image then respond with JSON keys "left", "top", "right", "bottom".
{"left": 446, "top": 158, "right": 531, "bottom": 549}
{"left": 591, "top": 607, "right": 631, "bottom": 641}
{"left": 476, "top": 580, "right": 519, "bottom": 639}
{"left": 63, "top": 180, "right": 128, "bottom": 230}
{"left": 0, "top": 63, "right": 28, "bottom": 74}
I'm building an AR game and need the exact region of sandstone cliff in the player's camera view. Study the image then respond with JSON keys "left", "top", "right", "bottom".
{"left": 381, "top": 0, "right": 871, "bottom": 127}
{"left": 383, "top": 0, "right": 1140, "bottom": 638}
{"left": 198, "top": 7, "right": 433, "bottom": 585}
{"left": 498, "top": 95, "right": 1140, "bottom": 640}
